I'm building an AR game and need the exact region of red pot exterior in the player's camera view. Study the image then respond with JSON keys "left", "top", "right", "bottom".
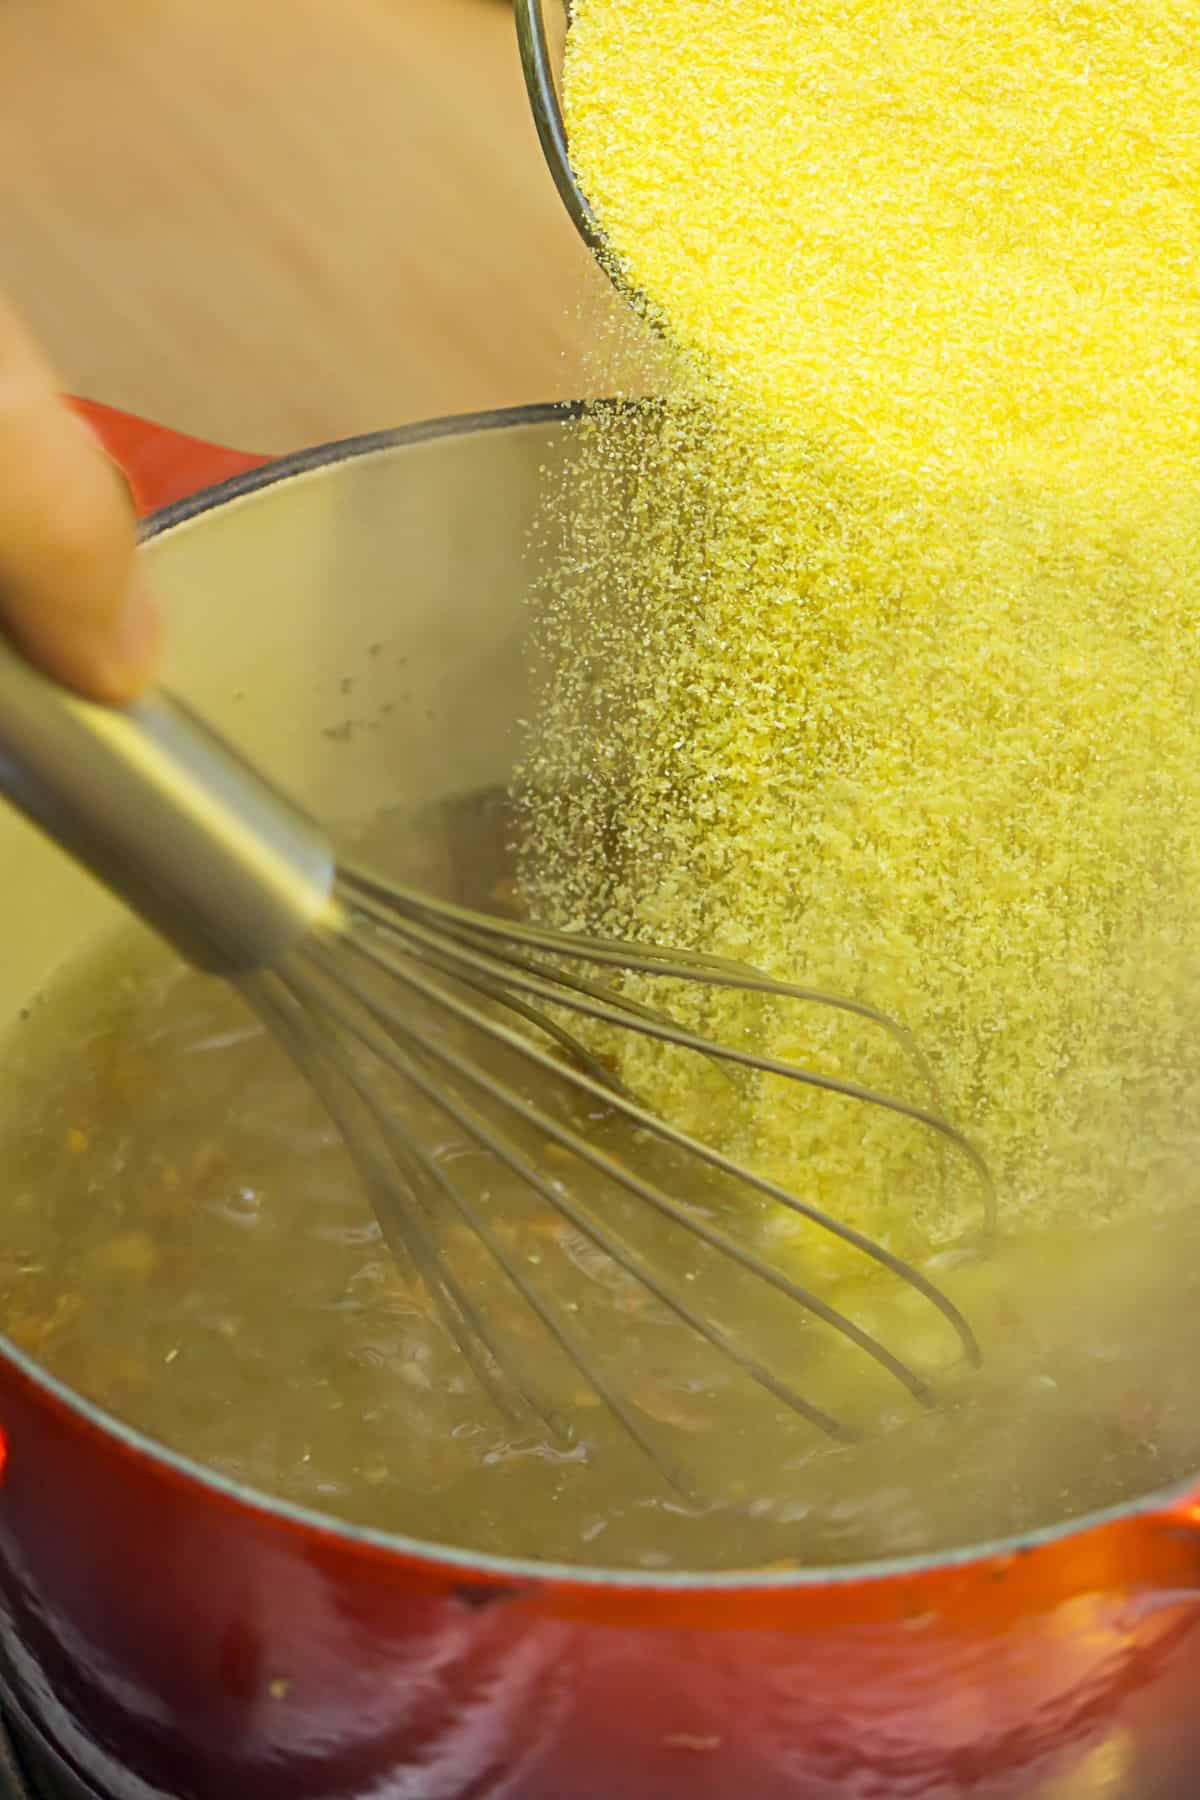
{"left": 66, "top": 399, "right": 270, "bottom": 514}
{"left": 3, "top": 1347, "right": 1200, "bottom": 1799}
{"left": 1, "top": 404, "right": 1198, "bottom": 1799}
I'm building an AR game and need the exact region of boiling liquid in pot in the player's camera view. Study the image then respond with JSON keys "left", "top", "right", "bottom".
{"left": 1, "top": 794, "right": 1200, "bottom": 1572}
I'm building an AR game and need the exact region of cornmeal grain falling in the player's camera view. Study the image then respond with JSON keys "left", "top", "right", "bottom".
{"left": 517, "top": 0, "right": 1200, "bottom": 1284}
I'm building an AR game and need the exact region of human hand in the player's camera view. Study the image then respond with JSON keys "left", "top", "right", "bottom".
{"left": 0, "top": 296, "right": 161, "bottom": 703}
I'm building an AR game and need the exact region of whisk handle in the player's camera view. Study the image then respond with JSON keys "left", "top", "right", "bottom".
{"left": 0, "top": 633, "right": 336, "bottom": 975}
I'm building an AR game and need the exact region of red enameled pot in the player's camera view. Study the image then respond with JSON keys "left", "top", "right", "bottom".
{"left": 0, "top": 401, "right": 1197, "bottom": 1799}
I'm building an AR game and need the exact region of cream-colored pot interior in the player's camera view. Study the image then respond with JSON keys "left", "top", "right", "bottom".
{"left": 0, "top": 412, "right": 563, "bottom": 1016}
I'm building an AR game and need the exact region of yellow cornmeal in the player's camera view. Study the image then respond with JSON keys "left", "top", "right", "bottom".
{"left": 566, "top": 0, "right": 1200, "bottom": 504}
{"left": 517, "top": 0, "right": 1200, "bottom": 1286}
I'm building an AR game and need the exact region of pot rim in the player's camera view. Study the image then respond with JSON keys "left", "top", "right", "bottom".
{"left": 4, "top": 396, "right": 1195, "bottom": 1595}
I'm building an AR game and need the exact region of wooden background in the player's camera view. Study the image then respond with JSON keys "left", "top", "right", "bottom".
{"left": 0, "top": 0, "right": 616, "bottom": 456}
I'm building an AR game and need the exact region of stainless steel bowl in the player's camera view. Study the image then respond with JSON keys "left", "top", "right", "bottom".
{"left": 515, "top": 0, "right": 605, "bottom": 262}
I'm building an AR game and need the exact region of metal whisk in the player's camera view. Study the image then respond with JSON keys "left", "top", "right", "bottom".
{"left": 0, "top": 635, "right": 992, "bottom": 1482}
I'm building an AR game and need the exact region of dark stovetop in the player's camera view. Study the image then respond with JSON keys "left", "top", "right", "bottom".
{"left": 0, "top": 1708, "right": 40, "bottom": 1800}
{"left": 0, "top": 1701, "right": 118, "bottom": 1800}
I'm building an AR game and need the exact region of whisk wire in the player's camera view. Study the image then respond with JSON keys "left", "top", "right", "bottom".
{"left": 333, "top": 900, "right": 984, "bottom": 1368}
{"left": 280, "top": 970, "right": 856, "bottom": 1485}
{"left": 251, "top": 975, "right": 547, "bottom": 1432}
{"left": 345, "top": 872, "right": 993, "bottom": 1224}
{"left": 349, "top": 871, "right": 946, "bottom": 1100}
{"left": 303, "top": 929, "right": 972, "bottom": 1399}
{"left": 412, "top": 949, "right": 630, "bottom": 1097}
{"left": 271, "top": 960, "right": 708, "bottom": 1488}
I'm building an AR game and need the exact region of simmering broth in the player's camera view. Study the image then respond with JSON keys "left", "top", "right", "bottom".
{"left": 1, "top": 797, "right": 1199, "bottom": 1571}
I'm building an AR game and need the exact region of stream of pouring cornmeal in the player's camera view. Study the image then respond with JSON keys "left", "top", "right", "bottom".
{"left": 519, "top": 0, "right": 1200, "bottom": 1274}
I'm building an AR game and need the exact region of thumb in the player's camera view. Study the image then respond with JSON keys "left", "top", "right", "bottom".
{"left": 0, "top": 298, "right": 161, "bottom": 704}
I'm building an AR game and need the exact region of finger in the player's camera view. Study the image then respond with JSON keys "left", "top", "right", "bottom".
{"left": 0, "top": 298, "right": 161, "bottom": 703}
